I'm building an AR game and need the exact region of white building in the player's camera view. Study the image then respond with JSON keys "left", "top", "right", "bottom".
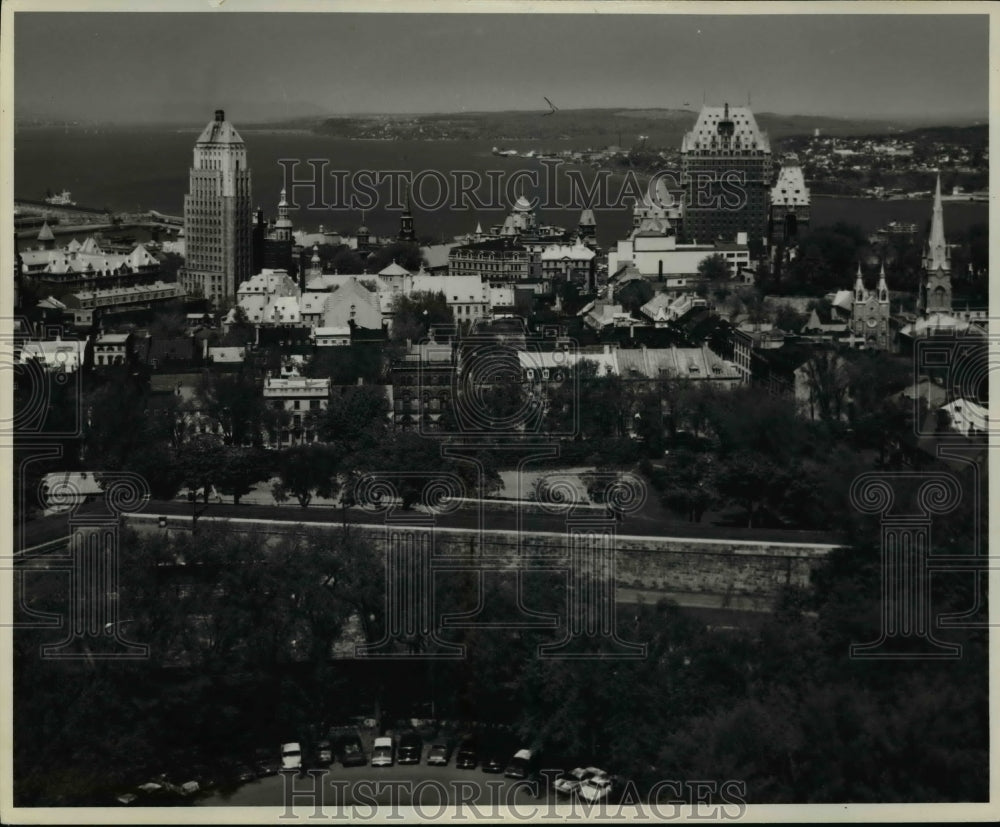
{"left": 93, "top": 333, "right": 130, "bottom": 366}
{"left": 608, "top": 232, "right": 750, "bottom": 287}
{"left": 262, "top": 371, "right": 331, "bottom": 447}
{"left": 20, "top": 337, "right": 85, "bottom": 373}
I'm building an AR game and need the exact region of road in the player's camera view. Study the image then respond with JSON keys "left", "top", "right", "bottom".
{"left": 15, "top": 497, "right": 836, "bottom": 552}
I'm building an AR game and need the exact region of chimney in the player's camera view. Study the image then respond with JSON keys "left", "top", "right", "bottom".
{"left": 214, "top": 109, "right": 225, "bottom": 122}
{"left": 357, "top": 377, "right": 364, "bottom": 386}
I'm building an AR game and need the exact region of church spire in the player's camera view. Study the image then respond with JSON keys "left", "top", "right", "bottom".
{"left": 854, "top": 261, "right": 865, "bottom": 300}
{"left": 925, "top": 173, "right": 949, "bottom": 272}
{"left": 877, "top": 259, "right": 889, "bottom": 302}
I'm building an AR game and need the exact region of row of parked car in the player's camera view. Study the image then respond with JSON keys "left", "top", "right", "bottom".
{"left": 275, "top": 723, "right": 625, "bottom": 805}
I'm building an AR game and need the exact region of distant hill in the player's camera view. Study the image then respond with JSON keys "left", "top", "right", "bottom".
{"left": 864, "top": 123, "right": 988, "bottom": 146}
{"left": 311, "top": 108, "right": 962, "bottom": 148}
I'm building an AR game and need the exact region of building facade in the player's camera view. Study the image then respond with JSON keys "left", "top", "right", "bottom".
{"left": 681, "top": 104, "right": 772, "bottom": 246}
{"left": 919, "top": 175, "right": 953, "bottom": 316}
{"left": 182, "top": 110, "right": 253, "bottom": 307}
{"left": 768, "top": 156, "right": 810, "bottom": 247}
{"left": 850, "top": 262, "right": 891, "bottom": 350}
{"left": 262, "top": 371, "right": 331, "bottom": 447}
{"left": 251, "top": 188, "right": 295, "bottom": 276}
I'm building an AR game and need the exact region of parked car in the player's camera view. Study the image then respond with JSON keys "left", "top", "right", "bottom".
{"left": 480, "top": 733, "right": 514, "bottom": 773}
{"left": 315, "top": 740, "right": 333, "bottom": 766}
{"left": 253, "top": 748, "right": 281, "bottom": 777}
{"left": 397, "top": 730, "right": 423, "bottom": 765}
{"left": 334, "top": 733, "right": 367, "bottom": 767}
{"left": 578, "top": 770, "right": 615, "bottom": 804}
{"left": 225, "top": 764, "right": 256, "bottom": 784}
{"left": 280, "top": 742, "right": 302, "bottom": 772}
{"left": 371, "top": 736, "right": 395, "bottom": 767}
{"left": 554, "top": 767, "right": 601, "bottom": 797}
{"left": 455, "top": 734, "right": 479, "bottom": 769}
{"left": 504, "top": 748, "right": 539, "bottom": 780}
{"left": 426, "top": 735, "right": 456, "bottom": 766}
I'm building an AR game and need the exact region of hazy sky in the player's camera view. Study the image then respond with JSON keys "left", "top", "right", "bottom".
{"left": 14, "top": 11, "right": 989, "bottom": 123}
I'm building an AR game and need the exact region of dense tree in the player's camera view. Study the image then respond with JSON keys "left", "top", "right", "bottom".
{"left": 616, "top": 279, "right": 654, "bottom": 315}
{"left": 271, "top": 443, "right": 341, "bottom": 507}
{"left": 195, "top": 368, "right": 278, "bottom": 447}
{"left": 214, "top": 448, "right": 273, "bottom": 505}
{"left": 389, "top": 290, "right": 453, "bottom": 344}
{"left": 697, "top": 253, "right": 731, "bottom": 282}
{"left": 659, "top": 449, "right": 717, "bottom": 522}
{"left": 366, "top": 241, "right": 425, "bottom": 274}
{"left": 304, "top": 345, "right": 385, "bottom": 385}
{"left": 799, "top": 350, "right": 851, "bottom": 422}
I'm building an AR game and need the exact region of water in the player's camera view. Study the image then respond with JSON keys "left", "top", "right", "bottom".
{"left": 14, "top": 127, "right": 988, "bottom": 247}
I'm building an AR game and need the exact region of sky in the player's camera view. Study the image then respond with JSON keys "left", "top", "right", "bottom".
{"left": 13, "top": 10, "right": 990, "bottom": 123}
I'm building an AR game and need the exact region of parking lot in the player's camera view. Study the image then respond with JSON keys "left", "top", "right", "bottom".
{"left": 198, "top": 752, "right": 557, "bottom": 810}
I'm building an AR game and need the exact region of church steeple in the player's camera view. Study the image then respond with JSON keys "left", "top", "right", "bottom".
{"left": 274, "top": 187, "right": 292, "bottom": 243}
{"left": 854, "top": 261, "right": 865, "bottom": 301}
{"left": 877, "top": 259, "right": 889, "bottom": 303}
{"left": 920, "top": 173, "right": 953, "bottom": 316}
{"left": 925, "top": 174, "right": 950, "bottom": 273}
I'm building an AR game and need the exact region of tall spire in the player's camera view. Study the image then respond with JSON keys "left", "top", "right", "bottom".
{"left": 877, "top": 259, "right": 889, "bottom": 301}
{"left": 854, "top": 261, "right": 865, "bottom": 296}
{"left": 926, "top": 173, "right": 949, "bottom": 272}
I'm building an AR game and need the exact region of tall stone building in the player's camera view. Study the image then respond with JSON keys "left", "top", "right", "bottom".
{"left": 681, "top": 103, "right": 772, "bottom": 247}
{"left": 182, "top": 110, "right": 252, "bottom": 307}
{"left": 851, "top": 261, "right": 891, "bottom": 350}
{"left": 768, "top": 155, "right": 810, "bottom": 247}
{"left": 252, "top": 188, "right": 295, "bottom": 275}
{"left": 918, "top": 174, "right": 953, "bottom": 315}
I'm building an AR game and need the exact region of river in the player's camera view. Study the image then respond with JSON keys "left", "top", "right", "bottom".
{"left": 14, "top": 127, "right": 988, "bottom": 247}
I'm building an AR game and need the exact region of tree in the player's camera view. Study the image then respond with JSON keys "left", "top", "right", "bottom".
{"left": 272, "top": 444, "right": 340, "bottom": 507}
{"left": 617, "top": 280, "right": 654, "bottom": 315}
{"left": 215, "top": 448, "right": 273, "bottom": 505}
{"left": 714, "top": 450, "right": 789, "bottom": 527}
{"left": 196, "top": 368, "right": 276, "bottom": 447}
{"left": 660, "top": 450, "right": 717, "bottom": 522}
{"left": 366, "top": 241, "right": 425, "bottom": 274}
{"left": 159, "top": 251, "right": 184, "bottom": 282}
{"left": 304, "top": 345, "right": 385, "bottom": 385}
{"left": 390, "top": 291, "right": 453, "bottom": 344}
{"left": 800, "top": 350, "right": 851, "bottom": 422}
{"left": 313, "top": 384, "right": 391, "bottom": 455}
{"left": 176, "top": 433, "right": 229, "bottom": 501}
{"left": 698, "top": 253, "right": 731, "bottom": 282}
{"left": 221, "top": 305, "right": 254, "bottom": 348}
{"left": 774, "top": 305, "right": 807, "bottom": 333}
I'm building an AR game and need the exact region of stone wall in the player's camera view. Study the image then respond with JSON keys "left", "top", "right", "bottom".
{"left": 125, "top": 514, "right": 839, "bottom": 604}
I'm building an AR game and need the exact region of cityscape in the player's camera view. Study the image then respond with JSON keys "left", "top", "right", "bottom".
{"left": 4, "top": 5, "right": 993, "bottom": 823}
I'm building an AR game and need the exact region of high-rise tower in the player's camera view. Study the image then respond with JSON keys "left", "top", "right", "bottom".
{"left": 680, "top": 103, "right": 772, "bottom": 246}
{"left": 182, "top": 109, "right": 252, "bottom": 306}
